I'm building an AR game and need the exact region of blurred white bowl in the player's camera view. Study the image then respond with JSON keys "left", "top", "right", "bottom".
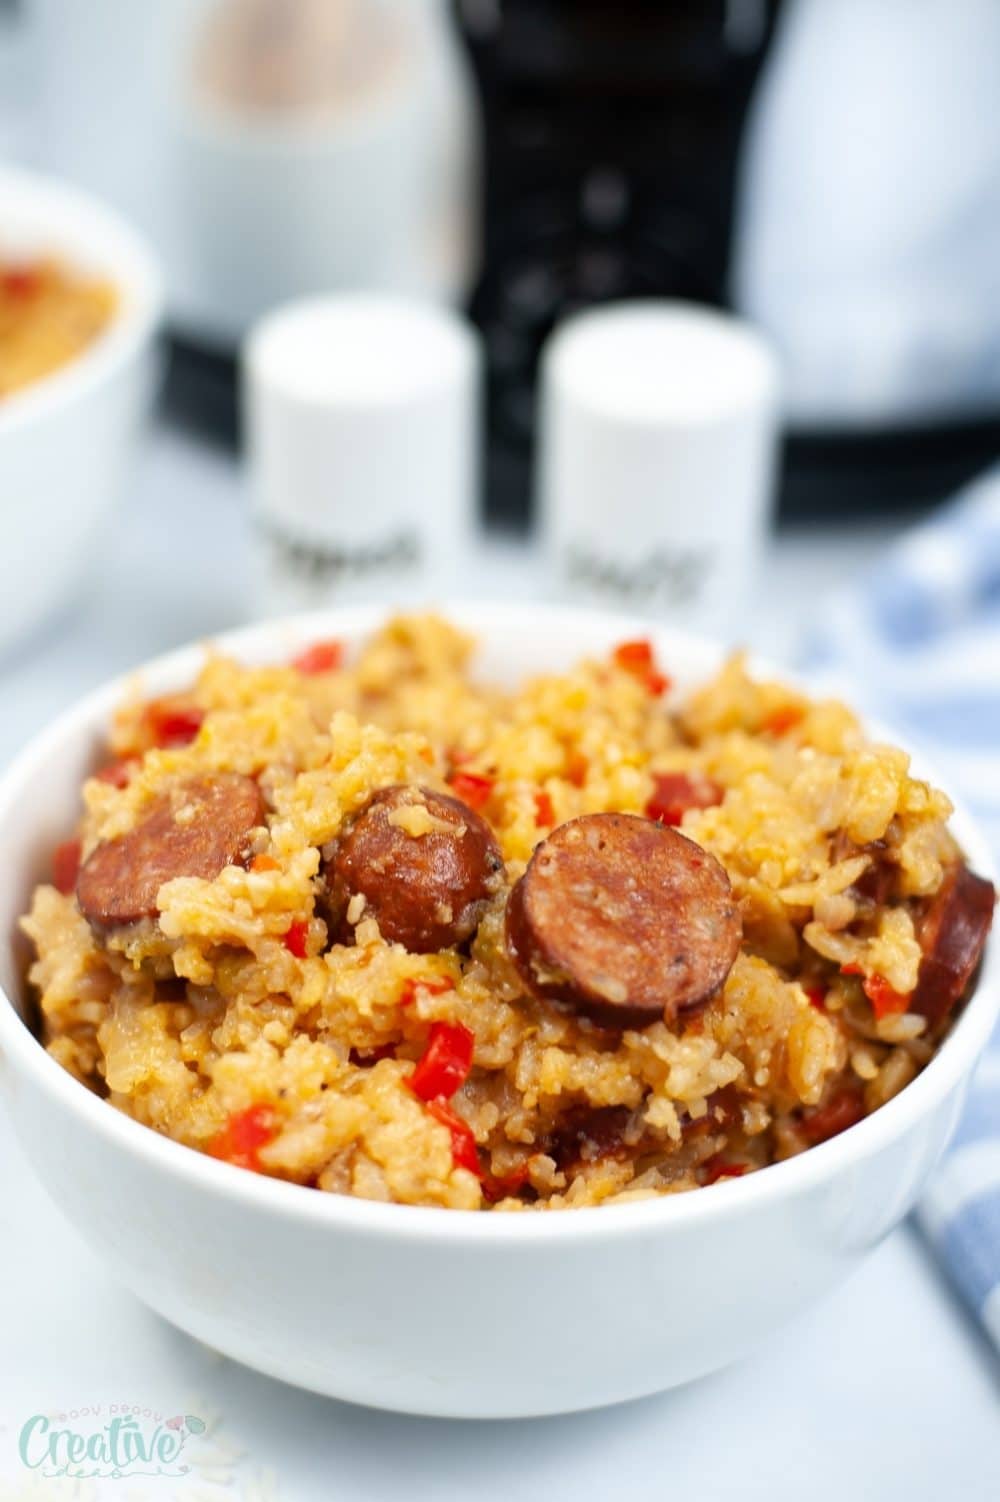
{"left": 0, "top": 166, "right": 163, "bottom": 655}
{"left": 0, "top": 604, "right": 997, "bottom": 1418}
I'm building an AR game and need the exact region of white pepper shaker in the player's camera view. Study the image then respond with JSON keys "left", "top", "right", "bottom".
{"left": 538, "top": 301, "right": 780, "bottom": 635}
{"left": 244, "top": 293, "right": 480, "bottom": 613}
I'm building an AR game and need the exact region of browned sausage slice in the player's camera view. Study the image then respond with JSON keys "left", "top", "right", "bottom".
{"left": 325, "top": 784, "right": 504, "bottom": 954}
{"left": 77, "top": 774, "right": 264, "bottom": 930}
{"left": 911, "top": 863, "right": 995, "bottom": 1027}
{"left": 506, "top": 813, "right": 741, "bottom": 1028}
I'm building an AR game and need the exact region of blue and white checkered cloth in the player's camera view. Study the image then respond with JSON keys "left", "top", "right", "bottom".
{"left": 808, "top": 465, "right": 1000, "bottom": 1349}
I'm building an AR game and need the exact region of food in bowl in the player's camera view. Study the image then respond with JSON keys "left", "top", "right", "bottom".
{"left": 0, "top": 166, "right": 162, "bottom": 658}
{"left": 0, "top": 256, "right": 117, "bottom": 398}
{"left": 21, "top": 614, "right": 994, "bottom": 1211}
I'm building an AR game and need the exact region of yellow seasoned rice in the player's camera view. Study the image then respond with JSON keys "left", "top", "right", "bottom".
{"left": 21, "top": 614, "right": 974, "bottom": 1210}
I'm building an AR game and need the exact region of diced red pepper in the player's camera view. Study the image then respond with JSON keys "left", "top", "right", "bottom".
{"left": 840, "top": 963, "right": 911, "bottom": 1020}
{"left": 614, "top": 639, "right": 654, "bottom": 673}
{"left": 482, "top": 1163, "right": 531, "bottom": 1203}
{"left": 448, "top": 770, "right": 495, "bottom": 811}
{"left": 804, "top": 985, "right": 827, "bottom": 1010}
{"left": 283, "top": 919, "right": 310, "bottom": 958}
{"left": 349, "top": 1042, "right": 397, "bottom": 1066}
{"left": 426, "top": 1098, "right": 481, "bottom": 1176}
{"left": 408, "top": 1021, "right": 475, "bottom": 1101}
{"left": 534, "top": 791, "right": 555, "bottom": 827}
{"left": 208, "top": 1103, "right": 278, "bottom": 1172}
{"left": 251, "top": 854, "right": 280, "bottom": 873}
{"left": 2, "top": 267, "right": 40, "bottom": 299}
{"left": 95, "top": 757, "right": 138, "bottom": 789}
{"left": 613, "top": 639, "right": 672, "bottom": 697}
{"left": 862, "top": 973, "right": 910, "bottom": 1020}
{"left": 566, "top": 752, "right": 589, "bottom": 788}
{"left": 52, "top": 838, "right": 81, "bottom": 895}
{"left": 399, "top": 974, "right": 455, "bottom": 1008}
{"left": 762, "top": 705, "right": 804, "bottom": 736}
{"left": 703, "top": 1155, "right": 749, "bottom": 1185}
{"left": 801, "top": 1091, "right": 864, "bottom": 1145}
{"left": 291, "top": 639, "right": 344, "bottom": 676}
{"left": 145, "top": 700, "right": 205, "bottom": 749}
{"left": 644, "top": 770, "right": 724, "bottom": 827}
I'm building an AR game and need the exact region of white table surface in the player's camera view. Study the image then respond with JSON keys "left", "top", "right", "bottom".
{"left": 1, "top": 428, "right": 997, "bottom": 1499}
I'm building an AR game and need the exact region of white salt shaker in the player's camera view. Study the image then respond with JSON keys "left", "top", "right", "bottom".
{"left": 538, "top": 301, "right": 780, "bottom": 635}
{"left": 244, "top": 293, "right": 480, "bottom": 613}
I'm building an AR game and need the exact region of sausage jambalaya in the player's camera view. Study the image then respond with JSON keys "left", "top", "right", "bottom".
{"left": 22, "top": 615, "right": 994, "bottom": 1209}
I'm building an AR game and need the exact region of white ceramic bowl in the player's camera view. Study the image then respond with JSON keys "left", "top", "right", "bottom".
{"left": 0, "top": 166, "right": 163, "bottom": 655}
{"left": 0, "top": 604, "right": 996, "bottom": 1419}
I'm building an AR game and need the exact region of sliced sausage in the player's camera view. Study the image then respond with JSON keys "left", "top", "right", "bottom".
{"left": 506, "top": 813, "right": 742, "bottom": 1028}
{"left": 325, "top": 784, "right": 504, "bottom": 954}
{"left": 77, "top": 774, "right": 264, "bottom": 930}
{"left": 910, "top": 863, "right": 995, "bottom": 1027}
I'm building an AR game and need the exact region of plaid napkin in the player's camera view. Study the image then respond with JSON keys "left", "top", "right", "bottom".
{"left": 808, "top": 466, "right": 1000, "bottom": 1349}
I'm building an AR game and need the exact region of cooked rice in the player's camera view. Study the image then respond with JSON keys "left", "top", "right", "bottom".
{"left": 21, "top": 614, "right": 969, "bottom": 1209}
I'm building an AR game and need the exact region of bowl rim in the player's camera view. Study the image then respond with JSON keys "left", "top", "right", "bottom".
{"left": 0, "top": 164, "right": 164, "bottom": 434}
{"left": 1, "top": 600, "right": 997, "bottom": 1245}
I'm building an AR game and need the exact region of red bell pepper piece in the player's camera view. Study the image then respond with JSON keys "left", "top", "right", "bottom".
{"left": 762, "top": 705, "right": 804, "bottom": 736}
{"left": 426, "top": 1098, "right": 481, "bottom": 1176}
{"left": 841, "top": 963, "right": 911, "bottom": 1019}
{"left": 613, "top": 639, "right": 671, "bottom": 697}
{"left": 644, "top": 770, "right": 723, "bottom": 827}
{"left": 565, "top": 752, "right": 588, "bottom": 788}
{"left": 534, "top": 791, "right": 555, "bottom": 827}
{"left": 283, "top": 919, "right": 310, "bottom": 958}
{"left": 703, "top": 1155, "right": 749, "bottom": 1185}
{"left": 448, "top": 771, "right": 495, "bottom": 811}
{"left": 614, "top": 639, "right": 653, "bottom": 672}
{"left": 208, "top": 1104, "right": 278, "bottom": 1171}
{"left": 291, "top": 639, "right": 344, "bottom": 675}
{"left": 408, "top": 1021, "right": 474, "bottom": 1101}
{"left": 863, "top": 974, "right": 911, "bottom": 1019}
{"left": 145, "top": 701, "right": 205, "bottom": 748}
